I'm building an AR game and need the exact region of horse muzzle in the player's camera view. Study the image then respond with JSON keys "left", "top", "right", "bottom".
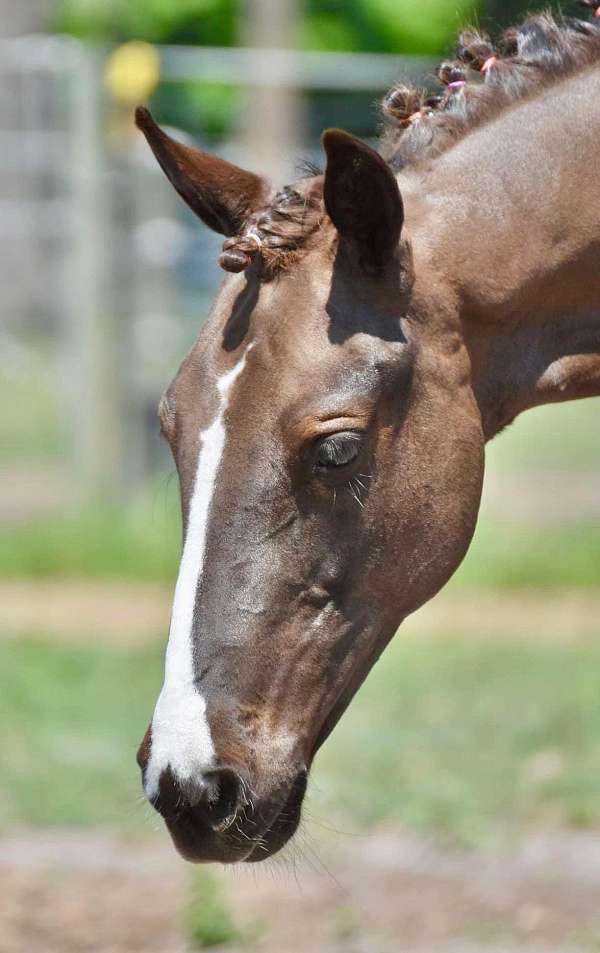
{"left": 137, "top": 739, "right": 308, "bottom": 863}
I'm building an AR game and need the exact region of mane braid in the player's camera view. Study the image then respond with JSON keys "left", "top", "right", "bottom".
{"left": 381, "top": 9, "right": 600, "bottom": 170}
{"left": 219, "top": 7, "right": 600, "bottom": 277}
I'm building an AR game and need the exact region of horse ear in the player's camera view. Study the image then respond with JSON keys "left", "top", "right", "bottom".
{"left": 322, "top": 128, "right": 403, "bottom": 268}
{"left": 135, "top": 107, "right": 269, "bottom": 237}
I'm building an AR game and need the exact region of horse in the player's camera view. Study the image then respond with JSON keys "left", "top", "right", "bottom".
{"left": 135, "top": 8, "right": 600, "bottom": 863}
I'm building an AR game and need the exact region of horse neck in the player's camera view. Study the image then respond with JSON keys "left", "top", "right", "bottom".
{"left": 412, "top": 64, "right": 600, "bottom": 439}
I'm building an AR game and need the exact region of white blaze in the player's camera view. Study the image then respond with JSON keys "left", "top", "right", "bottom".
{"left": 144, "top": 347, "right": 253, "bottom": 800}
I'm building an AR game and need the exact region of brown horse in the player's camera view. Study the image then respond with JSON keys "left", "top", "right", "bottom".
{"left": 136, "top": 11, "right": 600, "bottom": 863}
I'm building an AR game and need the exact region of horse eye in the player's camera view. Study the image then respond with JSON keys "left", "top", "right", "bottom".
{"left": 315, "top": 432, "right": 362, "bottom": 470}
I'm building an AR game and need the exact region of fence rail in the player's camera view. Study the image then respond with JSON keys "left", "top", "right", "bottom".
{"left": 158, "top": 44, "right": 433, "bottom": 88}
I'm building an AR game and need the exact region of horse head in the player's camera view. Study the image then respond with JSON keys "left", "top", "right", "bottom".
{"left": 135, "top": 107, "right": 483, "bottom": 862}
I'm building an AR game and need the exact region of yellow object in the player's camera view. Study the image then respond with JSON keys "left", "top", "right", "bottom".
{"left": 104, "top": 41, "right": 160, "bottom": 105}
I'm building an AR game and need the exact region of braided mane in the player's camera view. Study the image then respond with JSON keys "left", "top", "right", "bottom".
{"left": 381, "top": 6, "right": 600, "bottom": 169}
{"left": 220, "top": 4, "right": 600, "bottom": 277}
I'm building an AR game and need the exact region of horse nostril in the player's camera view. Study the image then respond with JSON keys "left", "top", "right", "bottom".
{"left": 153, "top": 766, "right": 246, "bottom": 834}
{"left": 201, "top": 768, "right": 245, "bottom": 832}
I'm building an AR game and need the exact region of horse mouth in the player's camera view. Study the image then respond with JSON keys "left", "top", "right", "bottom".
{"left": 163, "top": 770, "right": 308, "bottom": 864}
{"left": 244, "top": 770, "right": 307, "bottom": 863}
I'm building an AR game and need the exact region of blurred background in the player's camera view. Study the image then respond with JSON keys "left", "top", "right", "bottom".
{"left": 2, "top": 1, "right": 600, "bottom": 952}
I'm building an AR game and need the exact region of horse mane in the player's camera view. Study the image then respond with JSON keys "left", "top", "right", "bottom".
{"left": 219, "top": 5, "right": 600, "bottom": 277}
{"left": 381, "top": 7, "right": 600, "bottom": 169}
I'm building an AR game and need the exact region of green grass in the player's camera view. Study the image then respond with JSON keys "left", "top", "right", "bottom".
{"left": 0, "top": 490, "right": 180, "bottom": 581}
{"left": 0, "top": 355, "right": 65, "bottom": 463}
{"left": 185, "top": 868, "right": 240, "bottom": 948}
{"left": 0, "top": 637, "right": 163, "bottom": 829}
{"left": 5, "top": 499, "right": 600, "bottom": 588}
{"left": 315, "top": 634, "right": 600, "bottom": 848}
{"left": 3, "top": 632, "right": 600, "bottom": 849}
{"left": 451, "top": 517, "right": 600, "bottom": 589}
{"left": 487, "top": 399, "right": 600, "bottom": 473}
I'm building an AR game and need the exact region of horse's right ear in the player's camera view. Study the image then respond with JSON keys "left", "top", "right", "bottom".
{"left": 135, "top": 107, "right": 269, "bottom": 237}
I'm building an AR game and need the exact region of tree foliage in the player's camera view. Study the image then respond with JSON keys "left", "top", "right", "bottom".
{"left": 55, "top": 0, "right": 237, "bottom": 45}
{"left": 56, "top": 0, "right": 478, "bottom": 54}
{"left": 303, "top": 0, "right": 477, "bottom": 55}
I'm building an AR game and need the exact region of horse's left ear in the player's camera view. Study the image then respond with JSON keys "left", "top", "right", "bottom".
{"left": 135, "top": 107, "right": 269, "bottom": 237}
{"left": 322, "top": 128, "right": 404, "bottom": 269}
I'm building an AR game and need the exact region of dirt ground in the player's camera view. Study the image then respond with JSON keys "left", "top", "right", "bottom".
{"left": 3, "top": 484, "right": 600, "bottom": 953}
{"left": 3, "top": 464, "right": 599, "bottom": 526}
{"left": 2, "top": 826, "right": 600, "bottom": 953}
{"left": 3, "top": 580, "right": 600, "bottom": 646}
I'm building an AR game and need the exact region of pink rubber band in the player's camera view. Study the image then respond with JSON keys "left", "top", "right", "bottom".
{"left": 448, "top": 80, "right": 466, "bottom": 90}
{"left": 481, "top": 55, "right": 497, "bottom": 73}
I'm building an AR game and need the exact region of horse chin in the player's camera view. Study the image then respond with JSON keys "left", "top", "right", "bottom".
{"left": 164, "top": 814, "right": 255, "bottom": 864}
